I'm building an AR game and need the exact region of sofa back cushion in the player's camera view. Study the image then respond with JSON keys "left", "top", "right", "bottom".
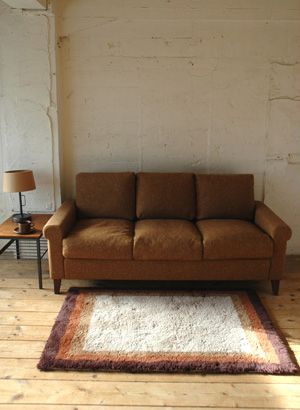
{"left": 136, "top": 173, "right": 195, "bottom": 220}
{"left": 195, "top": 174, "right": 255, "bottom": 220}
{"left": 76, "top": 172, "right": 136, "bottom": 220}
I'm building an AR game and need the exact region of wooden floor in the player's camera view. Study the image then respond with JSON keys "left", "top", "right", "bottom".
{"left": 0, "top": 257, "right": 300, "bottom": 409}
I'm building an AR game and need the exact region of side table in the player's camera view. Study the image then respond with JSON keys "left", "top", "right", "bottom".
{"left": 0, "top": 214, "right": 52, "bottom": 289}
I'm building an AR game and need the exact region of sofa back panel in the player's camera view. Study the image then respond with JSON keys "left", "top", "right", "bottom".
{"left": 136, "top": 173, "right": 195, "bottom": 220}
{"left": 76, "top": 172, "right": 136, "bottom": 220}
{"left": 195, "top": 174, "right": 255, "bottom": 220}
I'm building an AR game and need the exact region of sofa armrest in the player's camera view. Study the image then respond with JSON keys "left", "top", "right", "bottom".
{"left": 255, "top": 201, "right": 292, "bottom": 242}
{"left": 44, "top": 200, "right": 76, "bottom": 279}
{"left": 44, "top": 199, "right": 76, "bottom": 240}
{"left": 255, "top": 201, "right": 291, "bottom": 280}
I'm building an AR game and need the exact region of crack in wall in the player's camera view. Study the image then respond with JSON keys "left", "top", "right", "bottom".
{"left": 64, "top": 18, "right": 118, "bottom": 36}
{"left": 44, "top": 12, "right": 57, "bottom": 211}
{"left": 271, "top": 61, "right": 300, "bottom": 66}
{"left": 269, "top": 96, "right": 300, "bottom": 101}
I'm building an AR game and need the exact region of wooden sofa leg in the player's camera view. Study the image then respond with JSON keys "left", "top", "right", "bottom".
{"left": 271, "top": 280, "right": 280, "bottom": 296}
{"left": 54, "top": 279, "right": 61, "bottom": 294}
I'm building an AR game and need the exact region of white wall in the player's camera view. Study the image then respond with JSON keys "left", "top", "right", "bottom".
{"left": 0, "top": 0, "right": 299, "bottom": 254}
{"left": 0, "top": 1, "right": 60, "bottom": 222}
{"left": 55, "top": 0, "right": 300, "bottom": 254}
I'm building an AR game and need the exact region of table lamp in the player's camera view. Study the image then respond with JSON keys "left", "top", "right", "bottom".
{"left": 3, "top": 170, "right": 36, "bottom": 222}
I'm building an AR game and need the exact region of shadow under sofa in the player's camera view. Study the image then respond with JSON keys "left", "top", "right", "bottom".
{"left": 43, "top": 172, "right": 292, "bottom": 295}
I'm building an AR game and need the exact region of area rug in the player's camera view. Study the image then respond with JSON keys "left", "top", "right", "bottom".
{"left": 38, "top": 288, "right": 298, "bottom": 374}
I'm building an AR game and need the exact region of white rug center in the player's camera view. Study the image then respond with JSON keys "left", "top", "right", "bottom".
{"left": 83, "top": 295, "right": 251, "bottom": 353}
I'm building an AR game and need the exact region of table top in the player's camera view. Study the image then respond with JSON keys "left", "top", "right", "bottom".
{"left": 0, "top": 214, "right": 52, "bottom": 239}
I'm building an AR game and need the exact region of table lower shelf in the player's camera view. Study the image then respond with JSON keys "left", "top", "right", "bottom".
{"left": 0, "top": 237, "right": 48, "bottom": 289}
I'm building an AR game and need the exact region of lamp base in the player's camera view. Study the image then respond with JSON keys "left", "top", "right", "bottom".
{"left": 12, "top": 213, "right": 32, "bottom": 223}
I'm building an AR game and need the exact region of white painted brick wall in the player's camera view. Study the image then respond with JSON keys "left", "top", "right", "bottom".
{"left": 55, "top": 1, "right": 300, "bottom": 253}
{"left": 0, "top": 0, "right": 299, "bottom": 254}
{"left": 0, "top": 1, "right": 60, "bottom": 223}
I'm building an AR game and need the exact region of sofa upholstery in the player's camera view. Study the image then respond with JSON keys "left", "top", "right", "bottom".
{"left": 195, "top": 174, "right": 255, "bottom": 220}
{"left": 196, "top": 219, "right": 273, "bottom": 260}
{"left": 134, "top": 220, "right": 202, "bottom": 260}
{"left": 64, "top": 259, "right": 271, "bottom": 280}
{"left": 136, "top": 173, "right": 195, "bottom": 220}
{"left": 44, "top": 199, "right": 76, "bottom": 280}
{"left": 63, "top": 219, "right": 133, "bottom": 260}
{"left": 255, "top": 201, "right": 292, "bottom": 279}
{"left": 76, "top": 172, "right": 136, "bottom": 219}
{"left": 44, "top": 172, "right": 292, "bottom": 294}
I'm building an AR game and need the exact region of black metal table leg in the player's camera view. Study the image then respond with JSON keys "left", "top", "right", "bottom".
{"left": 36, "top": 239, "right": 42, "bottom": 289}
{"left": 15, "top": 239, "right": 20, "bottom": 259}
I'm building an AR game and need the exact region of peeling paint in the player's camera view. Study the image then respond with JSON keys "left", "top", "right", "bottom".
{"left": 56, "top": 1, "right": 300, "bottom": 253}
{"left": 271, "top": 61, "right": 300, "bottom": 66}
{"left": 57, "top": 35, "right": 69, "bottom": 48}
{"left": 0, "top": 2, "right": 60, "bottom": 221}
{"left": 269, "top": 96, "right": 300, "bottom": 101}
{"left": 288, "top": 153, "right": 300, "bottom": 164}
{"left": 1, "top": 0, "right": 299, "bottom": 253}
{"left": 266, "top": 154, "right": 285, "bottom": 161}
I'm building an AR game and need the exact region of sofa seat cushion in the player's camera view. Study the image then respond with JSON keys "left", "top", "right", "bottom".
{"left": 196, "top": 220, "right": 273, "bottom": 260}
{"left": 63, "top": 219, "right": 133, "bottom": 260}
{"left": 134, "top": 220, "right": 203, "bottom": 261}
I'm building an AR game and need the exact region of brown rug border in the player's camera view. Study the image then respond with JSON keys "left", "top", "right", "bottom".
{"left": 37, "top": 288, "right": 299, "bottom": 374}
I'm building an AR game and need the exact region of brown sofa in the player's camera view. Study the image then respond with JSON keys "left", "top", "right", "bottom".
{"left": 44, "top": 172, "right": 292, "bottom": 295}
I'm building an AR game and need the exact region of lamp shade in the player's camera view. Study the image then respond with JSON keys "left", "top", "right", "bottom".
{"left": 3, "top": 170, "right": 36, "bottom": 193}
